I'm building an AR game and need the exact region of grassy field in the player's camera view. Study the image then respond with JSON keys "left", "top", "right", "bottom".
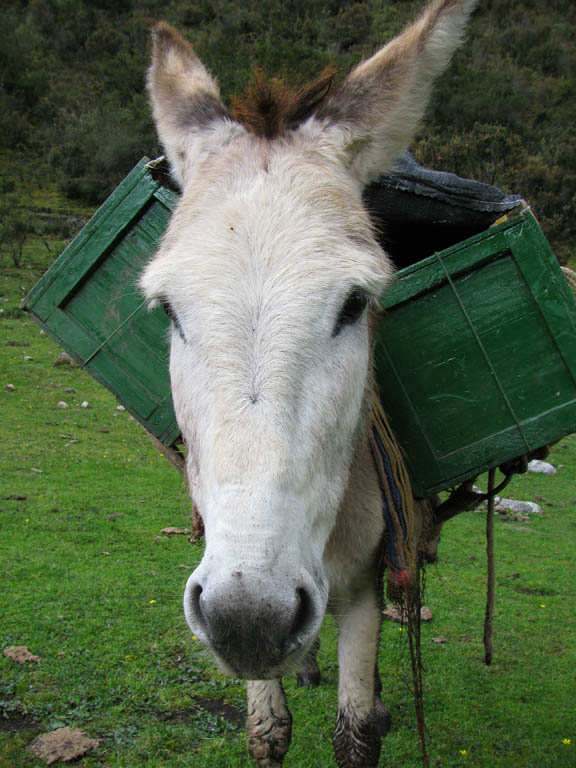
{"left": 1, "top": 236, "right": 575, "bottom": 768}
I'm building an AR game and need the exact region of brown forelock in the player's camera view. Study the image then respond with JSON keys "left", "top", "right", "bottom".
{"left": 230, "top": 67, "right": 338, "bottom": 139}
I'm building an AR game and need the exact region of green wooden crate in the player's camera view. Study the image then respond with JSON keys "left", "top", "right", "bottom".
{"left": 23, "top": 157, "right": 180, "bottom": 447}
{"left": 24, "top": 158, "right": 576, "bottom": 496}
{"left": 374, "top": 208, "right": 576, "bottom": 496}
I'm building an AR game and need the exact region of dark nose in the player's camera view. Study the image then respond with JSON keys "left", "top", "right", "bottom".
{"left": 187, "top": 575, "right": 318, "bottom": 678}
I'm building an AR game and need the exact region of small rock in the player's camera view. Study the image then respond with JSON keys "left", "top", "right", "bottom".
{"left": 495, "top": 497, "right": 543, "bottom": 515}
{"left": 56, "top": 401, "right": 69, "bottom": 409}
{"left": 53, "top": 352, "right": 74, "bottom": 366}
{"left": 81, "top": 401, "right": 89, "bottom": 408}
{"left": 420, "top": 606, "right": 433, "bottom": 622}
{"left": 383, "top": 606, "right": 403, "bottom": 622}
{"left": 527, "top": 460, "right": 557, "bottom": 475}
{"left": 383, "top": 605, "right": 433, "bottom": 623}
{"left": 23, "top": 355, "right": 33, "bottom": 361}
{"left": 30, "top": 467, "right": 43, "bottom": 474}
{"left": 5, "top": 383, "right": 15, "bottom": 392}
{"left": 116, "top": 405, "right": 125, "bottom": 411}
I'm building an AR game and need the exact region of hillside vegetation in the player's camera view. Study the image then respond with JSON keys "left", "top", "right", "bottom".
{"left": 2, "top": 0, "right": 575, "bottom": 263}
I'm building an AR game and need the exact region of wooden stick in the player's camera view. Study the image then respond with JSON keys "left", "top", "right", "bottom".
{"left": 483, "top": 468, "right": 496, "bottom": 665}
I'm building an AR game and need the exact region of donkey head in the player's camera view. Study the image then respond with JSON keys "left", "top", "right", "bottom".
{"left": 141, "top": 0, "right": 477, "bottom": 679}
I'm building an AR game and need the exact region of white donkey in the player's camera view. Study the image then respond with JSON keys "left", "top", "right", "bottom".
{"left": 141, "top": 1, "right": 478, "bottom": 765}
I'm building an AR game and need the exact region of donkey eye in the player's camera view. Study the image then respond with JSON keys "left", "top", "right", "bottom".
{"left": 333, "top": 290, "right": 368, "bottom": 337}
{"left": 161, "top": 300, "right": 177, "bottom": 323}
{"left": 161, "top": 300, "right": 185, "bottom": 340}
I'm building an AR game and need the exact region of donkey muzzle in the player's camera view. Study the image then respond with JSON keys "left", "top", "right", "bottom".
{"left": 184, "top": 567, "right": 323, "bottom": 678}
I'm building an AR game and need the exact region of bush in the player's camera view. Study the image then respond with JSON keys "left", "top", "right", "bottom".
{"left": 0, "top": 206, "right": 32, "bottom": 267}
{"left": 415, "top": 123, "right": 524, "bottom": 188}
{"left": 48, "top": 100, "right": 157, "bottom": 205}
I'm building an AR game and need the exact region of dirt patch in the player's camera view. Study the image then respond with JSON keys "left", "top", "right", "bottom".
{"left": 0, "top": 707, "right": 41, "bottom": 734}
{"left": 159, "top": 697, "right": 245, "bottom": 729}
{"left": 29, "top": 727, "right": 99, "bottom": 765}
{"left": 505, "top": 584, "right": 558, "bottom": 596}
{"left": 3, "top": 646, "right": 41, "bottom": 664}
{"left": 193, "top": 696, "right": 245, "bottom": 727}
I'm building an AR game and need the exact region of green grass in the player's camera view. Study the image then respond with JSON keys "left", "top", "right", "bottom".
{"left": 1, "top": 240, "right": 575, "bottom": 768}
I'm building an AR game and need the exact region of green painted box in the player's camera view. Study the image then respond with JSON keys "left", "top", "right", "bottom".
{"left": 374, "top": 210, "right": 576, "bottom": 496}
{"left": 23, "top": 157, "right": 180, "bottom": 447}
{"left": 24, "top": 158, "right": 576, "bottom": 496}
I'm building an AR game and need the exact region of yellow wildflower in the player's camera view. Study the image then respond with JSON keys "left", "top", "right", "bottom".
{"left": 562, "top": 738, "right": 571, "bottom": 745}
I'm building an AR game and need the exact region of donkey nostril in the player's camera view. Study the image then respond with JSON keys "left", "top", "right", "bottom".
{"left": 291, "top": 587, "right": 313, "bottom": 640}
{"left": 190, "top": 583, "right": 207, "bottom": 627}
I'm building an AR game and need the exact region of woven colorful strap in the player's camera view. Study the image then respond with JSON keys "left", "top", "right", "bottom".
{"left": 370, "top": 394, "right": 418, "bottom": 594}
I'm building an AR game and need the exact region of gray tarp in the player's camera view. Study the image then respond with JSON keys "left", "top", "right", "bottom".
{"left": 364, "top": 152, "right": 523, "bottom": 268}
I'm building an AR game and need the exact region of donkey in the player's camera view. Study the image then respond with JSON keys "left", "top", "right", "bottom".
{"left": 141, "top": 1, "right": 478, "bottom": 765}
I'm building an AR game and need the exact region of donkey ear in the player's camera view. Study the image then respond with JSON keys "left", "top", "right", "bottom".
{"left": 313, "top": 0, "right": 478, "bottom": 186}
{"left": 147, "top": 22, "right": 237, "bottom": 188}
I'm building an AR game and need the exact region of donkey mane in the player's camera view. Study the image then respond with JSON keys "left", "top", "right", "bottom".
{"left": 230, "top": 67, "right": 338, "bottom": 139}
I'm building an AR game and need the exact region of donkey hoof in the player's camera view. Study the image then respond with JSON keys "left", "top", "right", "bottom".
{"left": 296, "top": 669, "right": 321, "bottom": 687}
{"left": 373, "top": 700, "right": 391, "bottom": 738}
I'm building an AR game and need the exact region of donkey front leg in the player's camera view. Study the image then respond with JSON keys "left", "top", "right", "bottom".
{"left": 246, "top": 679, "right": 292, "bottom": 768}
{"left": 332, "top": 589, "right": 385, "bottom": 768}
